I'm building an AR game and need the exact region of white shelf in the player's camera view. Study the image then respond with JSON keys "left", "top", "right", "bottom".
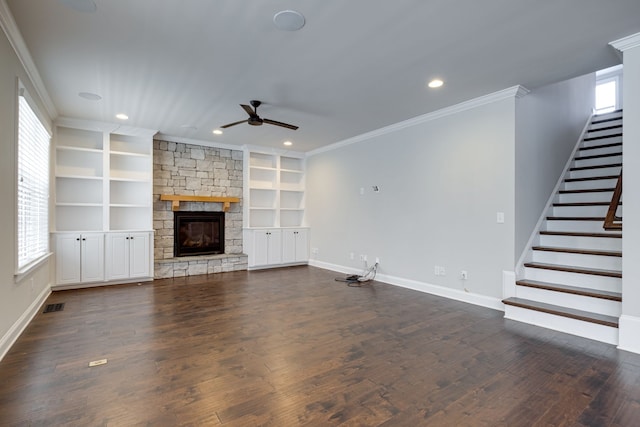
{"left": 54, "top": 124, "right": 153, "bottom": 233}
{"left": 245, "top": 149, "right": 306, "bottom": 229}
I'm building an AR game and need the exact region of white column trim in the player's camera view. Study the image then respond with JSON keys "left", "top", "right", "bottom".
{"left": 610, "top": 32, "right": 640, "bottom": 52}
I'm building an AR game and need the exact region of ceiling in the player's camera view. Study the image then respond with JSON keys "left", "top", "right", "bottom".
{"left": 5, "top": 0, "right": 640, "bottom": 152}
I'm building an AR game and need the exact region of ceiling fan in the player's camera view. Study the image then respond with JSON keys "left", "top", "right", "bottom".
{"left": 220, "top": 100, "right": 298, "bottom": 130}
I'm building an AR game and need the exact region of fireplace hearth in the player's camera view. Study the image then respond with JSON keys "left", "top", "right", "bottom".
{"left": 174, "top": 211, "right": 224, "bottom": 257}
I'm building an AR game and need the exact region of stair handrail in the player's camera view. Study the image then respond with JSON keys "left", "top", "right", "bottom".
{"left": 603, "top": 170, "right": 622, "bottom": 230}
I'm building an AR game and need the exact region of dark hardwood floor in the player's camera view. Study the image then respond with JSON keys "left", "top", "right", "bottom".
{"left": 2, "top": 266, "right": 640, "bottom": 426}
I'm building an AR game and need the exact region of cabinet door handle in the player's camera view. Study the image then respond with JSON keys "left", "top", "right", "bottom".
{"left": 130, "top": 237, "right": 134, "bottom": 240}
{"left": 76, "top": 238, "right": 80, "bottom": 241}
{"left": 82, "top": 238, "right": 86, "bottom": 241}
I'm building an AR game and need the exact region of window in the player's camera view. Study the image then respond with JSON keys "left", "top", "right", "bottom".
{"left": 595, "top": 78, "right": 617, "bottom": 114}
{"left": 17, "top": 88, "right": 51, "bottom": 271}
{"left": 595, "top": 64, "right": 622, "bottom": 115}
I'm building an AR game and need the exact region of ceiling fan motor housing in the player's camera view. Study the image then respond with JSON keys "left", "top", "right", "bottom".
{"left": 248, "top": 117, "right": 263, "bottom": 126}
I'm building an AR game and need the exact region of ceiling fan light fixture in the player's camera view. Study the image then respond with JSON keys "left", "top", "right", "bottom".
{"left": 273, "top": 10, "right": 305, "bottom": 31}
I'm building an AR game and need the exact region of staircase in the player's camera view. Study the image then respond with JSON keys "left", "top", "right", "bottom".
{"left": 503, "top": 109, "right": 623, "bottom": 345}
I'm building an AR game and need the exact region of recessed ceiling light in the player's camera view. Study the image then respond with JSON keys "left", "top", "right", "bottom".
{"left": 428, "top": 79, "right": 444, "bottom": 88}
{"left": 78, "top": 92, "right": 102, "bottom": 101}
{"left": 273, "top": 10, "right": 305, "bottom": 31}
{"left": 213, "top": 129, "right": 223, "bottom": 135}
{"left": 283, "top": 141, "right": 293, "bottom": 146}
{"left": 116, "top": 113, "right": 129, "bottom": 120}
{"left": 59, "top": 0, "right": 97, "bottom": 13}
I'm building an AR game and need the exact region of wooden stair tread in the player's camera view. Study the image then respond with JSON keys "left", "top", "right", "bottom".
{"left": 578, "top": 142, "right": 622, "bottom": 152}
{"left": 531, "top": 246, "right": 621, "bottom": 257}
{"left": 559, "top": 188, "right": 614, "bottom": 194}
{"left": 574, "top": 152, "right": 622, "bottom": 161}
{"left": 570, "top": 163, "right": 622, "bottom": 171}
{"left": 553, "top": 202, "right": 620, "bottom": 207}
{"left": 540, "top": 231, "right": 622, "bottom": 238}
{"left": 564, "top": 175, "right": 619, "bottom": 183}
{"left": 546, "top": 216, "right": 605, "bottom": 221}
{"left": 515, "top": 279, "right": 622, "bottom": 301}
{"left": 524, "top": 262, "right": 622, "bottom": 278}
{"left": 502, "top": 297, "right": 619, "bottom": 328}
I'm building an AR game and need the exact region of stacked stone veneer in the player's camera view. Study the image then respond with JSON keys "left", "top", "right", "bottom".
{"left": 153, "top": 139, "right": 247, "bottom": 278}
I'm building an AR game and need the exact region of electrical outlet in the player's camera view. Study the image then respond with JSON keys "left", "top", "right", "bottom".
{"left": 350, "top": 252, "right": 355, "bottom": 260}
{"left": 440, "top": 266, "right": 446, "bottom": 276}
{"left": 311, "top": 247, "right": 319, "bottom": 255}
{"left": 375, "top": 257, "right": 380, "bottom": 264}
{"left": 497, "top": 212, "right": 505, "bottom": 223}
{"left": 434, "top": 265, "right": 440, "bottom": 276}
{"left": 461, "top": 270, "right": 468, "bottom": 280}
{"left": 359, "top": 254, "right": 366, "bottom": 262}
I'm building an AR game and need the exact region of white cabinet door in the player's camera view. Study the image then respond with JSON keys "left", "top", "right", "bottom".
{"left": 282, "top": 229, "right": 309, "bottom": 263}
{"left": 129, "top": 232, "right": 151, "bottom": 278}
{"left": 252, "top": 229, "right": 282, "bottom": 267}
{"left": 105, "top": 232, "right": 151, "bottom": 280}
{"left": 294, "top": 229, "right": 309, "bottom": 262}
{"left": 105, "top": 233, "right": 130, "bottom": 280}
{"left": 56, "top": 233, "right": 81, "bottom": 285}
{"left": 80, "top": 233, "right": 104, "bottom": 283}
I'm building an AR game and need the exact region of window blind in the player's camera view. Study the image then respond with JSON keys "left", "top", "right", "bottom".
{"left": 17, "top": 94, "right": 50, "bottom": 269}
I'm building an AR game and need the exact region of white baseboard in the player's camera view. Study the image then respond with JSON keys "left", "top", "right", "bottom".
{"left": 51, "top": 277, "right": 153, "bottom": 291}
{"left": 618, "top": 315, "right": 640, "bottom": 354}
{"left": 0, "top": 285, "right": 51, "bottom": 362}
{"left": 309, "top": 260, "right": 504, "bottom": 311}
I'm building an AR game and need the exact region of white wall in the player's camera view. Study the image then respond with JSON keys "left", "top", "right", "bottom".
{"left": 306, "top": 94, "right": 516, "bottom": 304}
{"left": 617, "top": 35, "right": 640, "bottom": 352}
{"left": 514, "top": 74, "right": 595, "bottom": 260}
{"left": 0, "top": 23, "right": 52, "bottom": 359}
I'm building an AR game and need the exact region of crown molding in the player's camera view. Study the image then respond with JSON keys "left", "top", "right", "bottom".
{"left": 0, "top": 0, "right": 57, "bottom": 120}
{"left": 610, "top": 32, "right": 640, "bottom": 52}
{"left": 307, "top": 85, "right": 529, "bottom": 157}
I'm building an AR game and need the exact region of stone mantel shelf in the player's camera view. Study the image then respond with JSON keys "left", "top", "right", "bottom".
{"left": 160, "top": 194, "right": 240, "bottom": 212}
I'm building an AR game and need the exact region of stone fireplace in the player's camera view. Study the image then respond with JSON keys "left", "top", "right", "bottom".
{"left": 153, "top": 139, "right": 248, "bottom": 278}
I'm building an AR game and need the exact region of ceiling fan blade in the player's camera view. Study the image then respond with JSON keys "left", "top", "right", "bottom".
{"left": 241, "top": 104, "right": 255, "bottom": 117}
{"left": 263, "top": 118, "right": 299, "bottom": 130}
{"left": 220, "top": 119, "right": 248, "bottom": 129}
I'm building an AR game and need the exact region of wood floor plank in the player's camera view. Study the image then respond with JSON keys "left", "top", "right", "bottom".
{"left": 1, "top": 266, "right": 640, "bottom": 426}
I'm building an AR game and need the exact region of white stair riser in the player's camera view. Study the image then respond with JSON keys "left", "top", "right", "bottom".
{"left": 545, "top": 219, "right": 611, "bottom": 233}
{"left": 585, "top": 128, "right": 623, "bottom": 139}
{"left": 574, "top": 155, "right": 622, "bottom": 168}
{"left": 577, "top": 145, "right": 622, "bottom": 157}
{"left": 581, "top": 135, "right": 623, "bottom": 148}
{"left": 504, "top": 306, "right": 618, "bottom": 345}
{"left": 552, "top": 205, "right": 609, "bottom": 217}
{"left": 523, "top": 267, "right": 621, "bottom": 291}
{"left": 563, "top": 178, "right": 618, "bottom": 191}
{"left": 557, "top": 192, "right": 614, "bottom": 204}
{"left": 532, "top": 250, "right": 622, "bottom": 271}
{"left": 515, "top": 286, "right": 621, "bottom": 317}
{"left": 589, "top": 120, "right": 622, "bottom": 131}
{"left": 569, "top": 166, "right": 621, "bottom": 179}
{"left": 538, "top": 235, "right": 621, "bottom": 251}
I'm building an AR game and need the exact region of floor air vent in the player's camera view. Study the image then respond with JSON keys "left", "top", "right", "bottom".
{"left": 43, "top": 303, "right": 65, "bottom": 313}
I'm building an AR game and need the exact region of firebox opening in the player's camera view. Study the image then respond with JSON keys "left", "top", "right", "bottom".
{"left": 174, "top": 211, "right": 224, "bottom": 257}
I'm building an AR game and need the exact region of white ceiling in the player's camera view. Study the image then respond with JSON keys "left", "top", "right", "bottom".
{"left": 5, "top": 0, "right": 640, "bottom": 152}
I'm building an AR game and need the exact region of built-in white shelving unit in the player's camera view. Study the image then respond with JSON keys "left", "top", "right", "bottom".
{"left": 243, "top": 148, "right": 308, "bottom": 269}
{"left": 52, "top": 118, "right": 156, "bottom": 288}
